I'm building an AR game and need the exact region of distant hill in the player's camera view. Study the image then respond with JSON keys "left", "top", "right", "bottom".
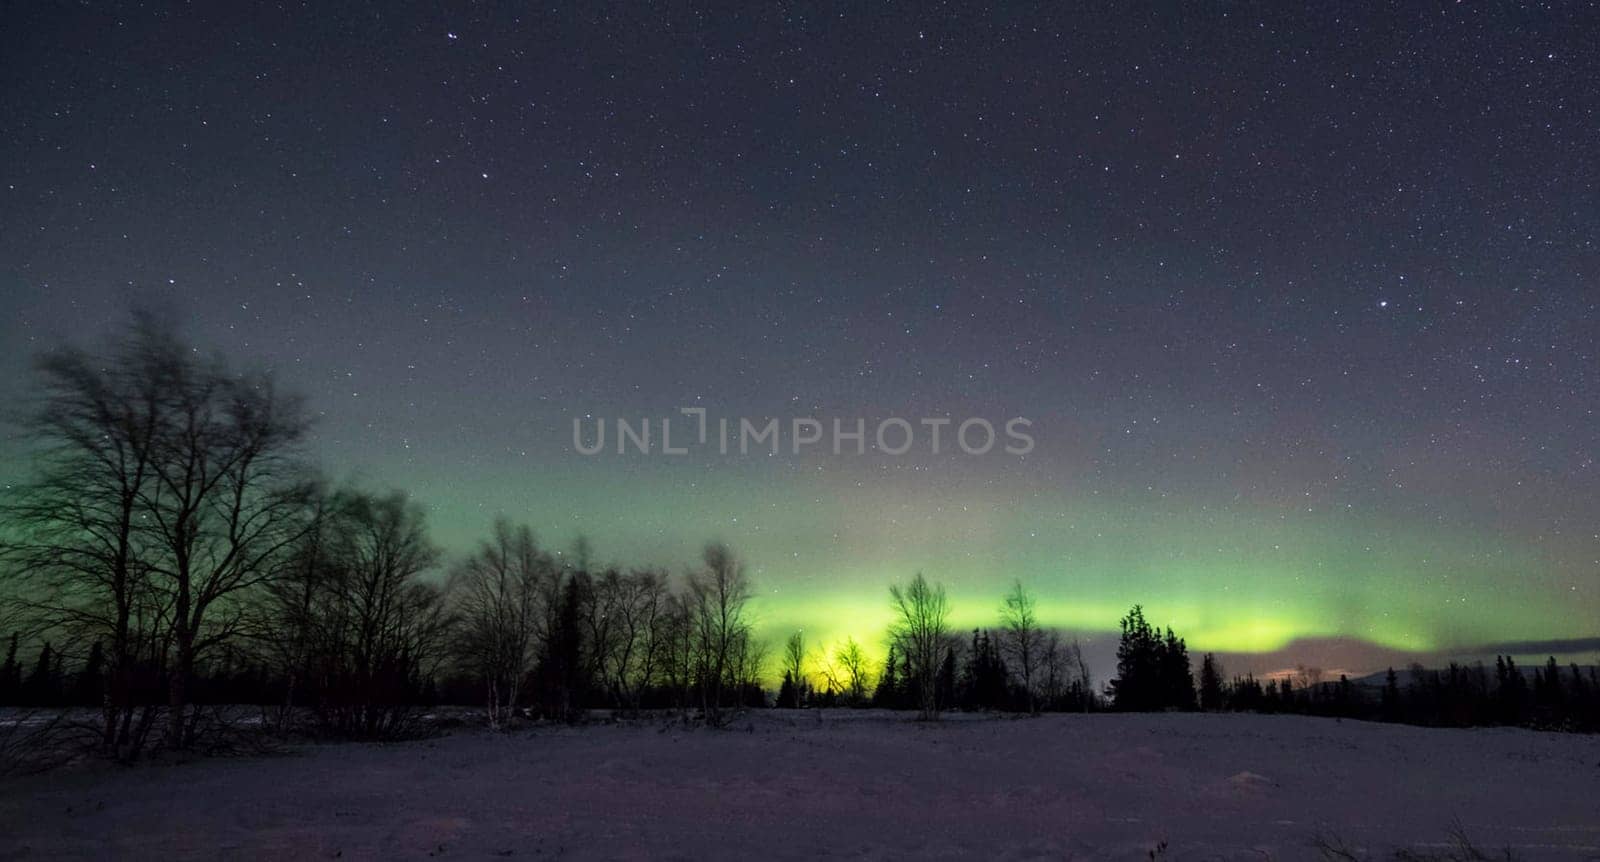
{"left": 1351, "top": 664, "right": 1600, "bottom": 689}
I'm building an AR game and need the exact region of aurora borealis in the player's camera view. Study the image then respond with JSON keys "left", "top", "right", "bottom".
{"left": 3, "top": 4, "right": 1598, "bottom": 680}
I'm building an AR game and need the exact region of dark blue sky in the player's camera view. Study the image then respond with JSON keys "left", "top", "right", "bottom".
{"left": 3, "top": 3, "right": 1598, "bottom": 672}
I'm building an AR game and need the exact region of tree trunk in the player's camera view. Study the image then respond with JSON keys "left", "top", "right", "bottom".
{"left": 167, "top": 635, "right": 191, "bottom": 748}
{"left": 101, "top": 655, "right": 121, "bottom": 751}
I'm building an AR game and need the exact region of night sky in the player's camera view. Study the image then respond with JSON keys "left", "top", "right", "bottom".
{"left": 3, "top": 4, "right": 1598, "bottom": 676}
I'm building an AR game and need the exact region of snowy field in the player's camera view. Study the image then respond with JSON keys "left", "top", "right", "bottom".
{"left": 2, "top": 710, "right": 1598, "bottom": 860}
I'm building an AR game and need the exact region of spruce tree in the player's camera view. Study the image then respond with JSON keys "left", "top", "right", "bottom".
{"left": 776, "top": 671, "right": 798, "bottom": 708}
{"left": 0, "top": 634, "right": 19, "bottom": 707}
{"left": 25, "top": 642, "right": 58, "bottom": 707}
{"left": 1382, "top": 667, "right": 1401, "bottom": 721}
{"left": 872, "top": 645, "right": 900, "bottom": 708}
{"left": 1111, "top": 605, "right": 1159, "bottom": 711}
{"left": 1498, "top": 656, "right": 1529, "bottom": 724}
{"left": 1159, "top": 628, "right": 1195, "bottom": 710}
{"left": 1198, "top": 653, "right": 1223, "bottom": 711}
{"left": 1542, "top": 656, "right": 1563, "bottom": 708}
{"left": 76, "top": 641, "right": 106, "bottom": 708}
{"left": 1335, "top": 674, "right": 1353, "bottom": 716}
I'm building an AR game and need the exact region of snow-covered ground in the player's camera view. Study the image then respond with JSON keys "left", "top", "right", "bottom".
{"left": 2, "top": 710, "right": 1597, "bottom": 860}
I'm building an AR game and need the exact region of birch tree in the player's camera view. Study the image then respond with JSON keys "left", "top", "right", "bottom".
{"left": 688, "top": 543, "right": 753, "bottom": 724}
{"left": 449, "top": 519, "right": 549, "bottom": 728}
{"left": 999, "top": 580, "right": 1042, "bottom": 713}
{"left": 888, "top": 572, "right": 950, "bottom": 720}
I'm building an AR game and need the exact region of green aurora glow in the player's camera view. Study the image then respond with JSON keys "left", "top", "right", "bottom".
{"left": 366, "top": 450, "right": 1591, "bottom": 670}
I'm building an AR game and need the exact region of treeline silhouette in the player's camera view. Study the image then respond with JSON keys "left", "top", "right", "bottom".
{"left": 1201, "top": 655, "right": 1600, "bottom": 733}
{"left": 0, "top": 314, "right": 776, "bottom": 759}
{"left": 2, "top": 313, "right": 1596, "bottom": 767}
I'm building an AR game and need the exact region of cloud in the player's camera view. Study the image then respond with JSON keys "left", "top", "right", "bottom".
{"left": 1196, "top": 634, "right": 1600, "bottom": 681}
{"left": 1466, "top": 637, "right": 1600, "bottom": 656}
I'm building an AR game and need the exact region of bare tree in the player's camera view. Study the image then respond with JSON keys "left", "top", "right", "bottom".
{"left": 728, "top": 626, "right": 769, "bottom": 702}
{"left": 999, "top": 580, "right": 1042, "bottom": 713}
{"left": 254, "top": 485, "right": 340, "bottom": 734}
{"left": 581, "top": 569, "right": 620, "bottom": 704}
{"left": 660, "top": 591, "right": 698, "bottom": 717}
{"left": 448, "top": 519, "right": 549, "bottom": 728}
{"left": 834, "top": 636, "right": 871, "bottom": 705}
{"left": 888, "top": 572, "right": 950, "bottom": 720}
{"left": 311, "top": 490, "right": 449, "bottom": 738}
{"left": 782, "top": 630, "right": 807, "bottom": 706}
{"left": 813, "top": 648, "right": 844, "bottom": 700}
{"left": 596, "top": 568, "right": 670, "bottom": 712}
{"left": 531, "top": 553, "right": 582, "bottom": 719}
{"left": 0, "top": 312, "right": 311, "bottom": 752}
{"left": 687, "top": 543, "right": 754, "bottom": 724}
{"left": 114, "top": 317, "right": 313, "bottom": 747}
{"left": 0, "top": 327, "right": 165, "bottom": 757}
{"left": 1069, "top": 636, "right": 1093, "bottom": 711}
{"left": 1040, "top": 630, "right": 1065, "bottom": 707}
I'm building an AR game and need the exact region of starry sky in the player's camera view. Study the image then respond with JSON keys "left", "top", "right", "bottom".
{"left": 3, "top": 3, "right": 1598, "bottom": 677}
